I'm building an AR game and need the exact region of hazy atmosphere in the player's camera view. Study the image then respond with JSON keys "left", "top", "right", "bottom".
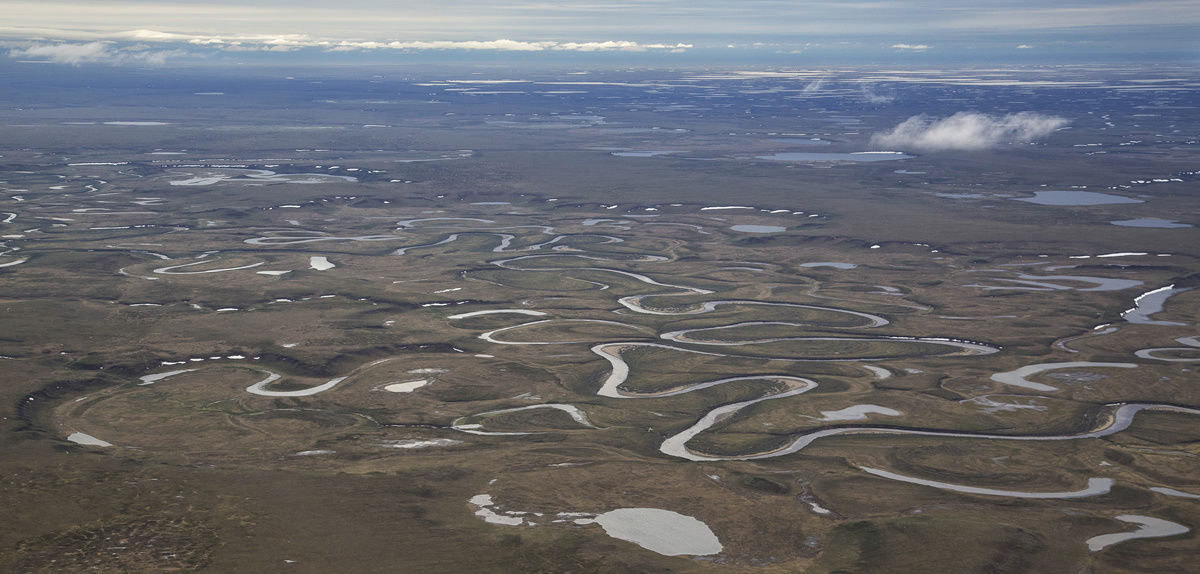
{"left": 3, "top": 0, "right": 1199, "bottom": 64}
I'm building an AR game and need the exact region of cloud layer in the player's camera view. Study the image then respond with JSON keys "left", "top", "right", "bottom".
{"left": 5, "top": 34, "right": 693, "bottom": 64}
{"left": 870, "top": 112, "right": 1069, "bottom": 151}
{"left": 7, "top": 41, "right": 184, "bottom": 64}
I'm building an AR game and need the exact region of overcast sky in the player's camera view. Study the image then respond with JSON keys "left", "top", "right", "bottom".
{"left": 2, "top": 0, "right": 1197, "bottom": 65}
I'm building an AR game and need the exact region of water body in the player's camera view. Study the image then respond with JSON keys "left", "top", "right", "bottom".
{"left": 153, "top": 260, "right": 265, "bottom": 274}
{"left": 1086, "top": 516, "right": 1189, "bottom": 551}
{"left": 624, "top": 298, "right": 888, "bottom": 326}
{"left": 447, "top": 309, "right": 549, "bottom": 319}
{"left": 730, "top": 224, "right": 786, "bottom": 233}
{"left": 816, "top": 405, "right": 902, "bottom": 421}
{"left": 480, "top": 319, "right": 649, "bottom": 345}
{"left": 1150, "top": 487, "right": 1200, "bottom": 499}
{"left": 67, "top": 432, "right": 112, "bottom": 447}
{"left": 658, "top": 329, "right": 996, "bottom": 356}
{"left": 970, "top": 272, "right": 1142, "bottom": 292}
{"left": 453, "top": 403, "right": 597, "bottom": 435}
{"left": 396, "top": 217, "right": 495, "bottom": 228}
{"left": 469, "top": 495, "right": 526, "bottom": 526}
{"left": 800, "top": 262, "right": 857, "bottom": 269}
{"left": 611, "top": 150, "right": 680, "bottom": 157}
{"left": 1123, "top": 285, "right": 1193, "bottom": 325}
{"left": 772, "top": 138, "right": 830, "bottom": 145}
{"left": 662, "top": 403, "right": 1200, "bottom": 462}
{"left": 1111, "top": 218, "right": 1192, "bottom": 228}
{"left": 138, "top": 369, "right": 196, "bottom": 385}
{"left": 309, "top": 256, "right": 335, "bottom": 271}
{"left": 1136, "top": 335, "right": 1200, "bottom": 362}
{"left": 1012, "top": 191, "right": 1143, "bottom": 206}
{"left": 657, "top": 378, "right": 819, "bottom": 458}
{"left": 589, "top": 508, "right": 722, "bottom": 556}
{"left": 467, "top": 497, "right": 722, "bottom": 557}
{"left": 991, "top": 362, "right": 1138, "bottom": 392}
{"left": 169, "top": 169, "right": 357, "bottom": 186}
{"left": 860, "top": 468, "right": 1114, "bottom": 499}
{"left": 245, "top": 233, "right": 400, "bottom": 245}
{"left": 755, "top": 152, "right": 913, "bottom": 162}
{"left": 382, "top": 380, "right": 430, "bottom": 393}
{"left": 245, "top": 372, "right": 348, "bottom": 397}
{"left": 375, "top": 438, "right": 461, "bottom": 449}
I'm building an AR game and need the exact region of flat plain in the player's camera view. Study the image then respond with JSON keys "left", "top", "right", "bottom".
{"left": 1, "top": 63, "right": 1198, "bottom": 573}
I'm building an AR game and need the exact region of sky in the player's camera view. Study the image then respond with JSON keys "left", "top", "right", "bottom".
{"left": 2, "top": 0, "right": 1198, "bottom": 65}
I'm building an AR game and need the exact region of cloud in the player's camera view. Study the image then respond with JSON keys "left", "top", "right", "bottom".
{"left": 7, "top": 41, "right": 183, "bottom": 65}
{"left": 870, "top": 112, "right": 1069, "bottom": 151}
{"left": 801, "top": 78, "right": 826, "bottom": 93}
{"left": 890, "top": 43, "right": 930, "bottom": 51}
{"left": 1016, "top": 44, "right": 1035, "bottom": 49}
{"left": 858, "top": 84, "right": 894, "bottom": 104}
{"left": 333, "top": 39, "right": 691, "bottom": 53}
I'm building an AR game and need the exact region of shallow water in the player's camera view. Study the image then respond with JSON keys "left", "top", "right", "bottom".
{"left": 309, "top": 256, "right": 335, "bottom": 270}
{"left": 800, "top": 262, "right": 857, "bottom": 269}
{"left": 383, "top": 380, "right": 430, "bottom": 393}
{"left": 138, "top": 369, "right": 196, "bottom": 385}
{"left": 1123, "top": 285, "right": 1192, "bottom": 325}
{"left": 245, "top": 372, "right": 348, "bottom": 397}
{"left": 1086, "top": 515, "right": 1189, "bottom": 551}
{"left": 67, "top": 432, "right": 112, "bottom": 447}
{"left": 447, "top": 309, "right": 548, "bottom": 319}
{"left": 591, "top": 508, "right": 722, "bottom": 556}
{"left": 1150, "top": 487, "right": 1200, "bottom": 499}
{"left": 991, "top": 362, "right": 1137, "bottom": 391}
{"left": 730, "top": 224, "right": 786, "bottom": 233}
{"left": 1012, "top": 190, "right": 1142, "bottom": 206}
{"left": 1111, "top": 218, "right": 1192, "bottom": 228}
{"left": 861, "top": 468, "right": 1113, "bottom": 499}
{"left": 612, "top": 150, "right": 680, "bottom": 157}
{"left": 817, "top": 405, "right": 901, "bottom": 421}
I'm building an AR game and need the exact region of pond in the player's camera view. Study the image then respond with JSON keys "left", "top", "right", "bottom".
{"left": 1012, "top": 191, "right": 1143, "bottom": 206}
{"left": 1111, "top": 218, "right": 1191, "bottom": 228}
{"left": 730, "top": 225, "right": 786, "bottom": 233}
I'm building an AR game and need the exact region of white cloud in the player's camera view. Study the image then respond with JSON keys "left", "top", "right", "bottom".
{"left": 891, "top": 43, "right": 930, "bottom": 51}
{"left": 801, "top": 78, "right": 826, "bottom": 93}
{"left": 1016, "top": 44, "right": 1035, "bottom": 49}
{"left": 7, "top": 41, "right": 183, "bottom": 65}
{"left": 3, "top": 30, "right": 692, "bottom": 56}
{"left": 858, "top": 84, "right": 894, "bottom": 104}
{"left": 870, "top": 112, "right": 1069, "bottom": 151}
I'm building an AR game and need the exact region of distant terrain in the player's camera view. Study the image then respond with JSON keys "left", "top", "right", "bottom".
{"left": 1, "top": 63, "right": 1198, "bottom": 573}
